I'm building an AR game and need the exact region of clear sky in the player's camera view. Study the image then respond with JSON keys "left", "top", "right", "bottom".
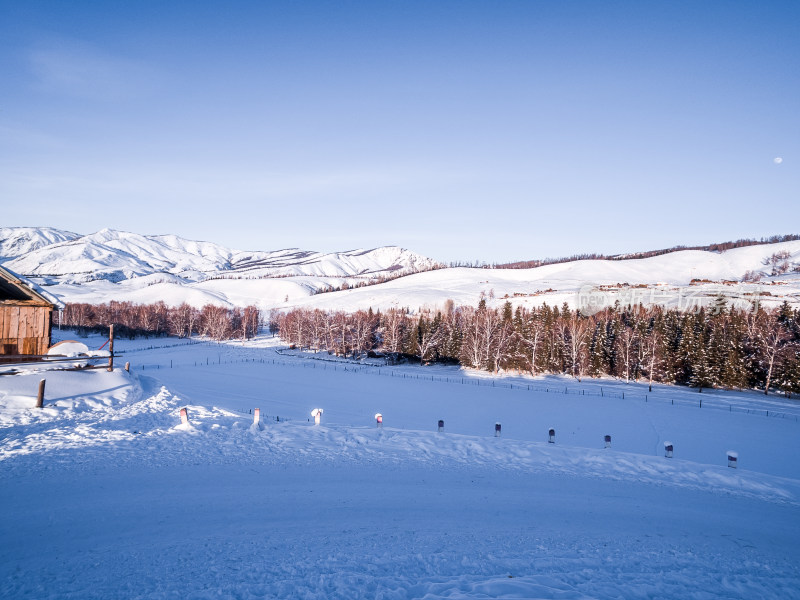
{"left": 1, "top": 1, "right": 798, "bottom": 263}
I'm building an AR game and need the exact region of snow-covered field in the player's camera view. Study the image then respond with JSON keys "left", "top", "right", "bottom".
{"left": 2, "top": 331, "right": 799, "bottom": 598}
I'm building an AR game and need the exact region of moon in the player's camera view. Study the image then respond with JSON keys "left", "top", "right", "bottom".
{"left": 774, "top": 157, "right": 783, "bottom": 164}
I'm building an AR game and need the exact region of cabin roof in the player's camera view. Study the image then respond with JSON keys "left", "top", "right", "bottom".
{"left": 0, "top": 265, "right": 63, "bottom": 308}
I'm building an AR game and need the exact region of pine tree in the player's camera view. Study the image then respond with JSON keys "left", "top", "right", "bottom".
{"left": 674, "top": 312, "right": 697, "bottom": 385}
{"left": 687, "top": 310, "right": 711, "bottom": 390}
{"left": 605, "top": 315, "right": 619, "bottom": 376}
{"left": 777, "top": 345, "right": 800, "bottom": 398}
{"left": 502, "top": 301, "right": 513, "bottom": 324}
{"left": 718, "top": 309, "right": 748, "bottom": 389}
{"left": 589, "top": 319, "right": 608, "bottom": 376}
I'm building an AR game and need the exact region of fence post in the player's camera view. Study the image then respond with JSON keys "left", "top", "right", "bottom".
{"left": 36, "top": 379, "right": 45, "bottom": 408}
{"left": 125, "top": 362, "right": 130, "bottom": 372}
{"left": 107, "top": 324, "right": 115, "bottom": 372}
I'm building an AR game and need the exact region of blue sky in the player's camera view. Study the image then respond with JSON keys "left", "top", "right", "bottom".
{"left": 1, "top": 1, "right": 797, "bottom": 263}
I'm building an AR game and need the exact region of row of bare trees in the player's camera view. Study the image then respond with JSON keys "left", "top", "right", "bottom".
{"left": 274, "top": 309, "right": 380, "bottom": 358}
{"left": 272, "top": 299, "right": 800, "bottom": 396}
{"left": 61, "top": 301, "right": 260, "bottom": 341}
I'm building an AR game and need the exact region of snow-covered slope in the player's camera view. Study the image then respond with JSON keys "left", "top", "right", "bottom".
{"left": 285, "top": 240, "right": 800, "bottom": 313}
{"left": 0, "top": 227, "right": 79, "bottom": 261}
{"left": 4, "top": 227, "right": 799, "bottom": 312}
{"left": 1, "top": 227, "right": 437, "bottom": 285}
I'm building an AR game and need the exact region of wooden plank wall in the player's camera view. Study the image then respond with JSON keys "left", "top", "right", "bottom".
{"left": 0, "top": 305, "right": 53, "bottom": 355}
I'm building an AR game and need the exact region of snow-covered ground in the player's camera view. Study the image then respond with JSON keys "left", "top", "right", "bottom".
{"left": 1, "top": 331, "right": 799, "bottom": 598}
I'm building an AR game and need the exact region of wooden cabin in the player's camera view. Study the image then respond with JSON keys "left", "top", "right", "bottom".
{"left": 0, "top": 265, "right": 59, "bottom": 358}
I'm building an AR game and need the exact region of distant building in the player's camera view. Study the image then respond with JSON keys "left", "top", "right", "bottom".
{"left": 0, "top": 265, "right": 62, "bottom": 358}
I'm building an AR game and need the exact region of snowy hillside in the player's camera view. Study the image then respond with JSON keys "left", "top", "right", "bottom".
{"left": 285, "top": 240, "right": 800, "bottom": 313}
{"left": 1, "top": 227, "right": 437, "bottom": 286}
{"left": 0, "top": 227, "right": 79, "bottom": 261}
{"left": 4, "top": 227, "right": 799, "bottom": 312}
{"left": 1, "top": 332, "right": 799, "bottom": 598}
{"left": 41, "top": 240, "right": 800, "bottom": 314}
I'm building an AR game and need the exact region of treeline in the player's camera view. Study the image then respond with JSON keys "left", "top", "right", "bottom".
{"left": 495, "top": 234, "right": 800, "bottom": 270}
{"left": 273, "top": 300, "right": 800, "bottom": 396}
{"left": 312, "top": 264, "right": 447, "bottom": 295}
{"left": 61, "top": 301, "right": 260, "bottom": 341}
{"left": 491, "top": 253, "right": 607, "bottom": 270}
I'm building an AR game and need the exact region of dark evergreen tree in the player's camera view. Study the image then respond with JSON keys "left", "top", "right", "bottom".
{"left": 589, "top": 319, "right": 608, "bottom": 376}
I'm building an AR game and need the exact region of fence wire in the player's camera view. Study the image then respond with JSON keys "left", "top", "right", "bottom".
{"left": 131, "top": 351, "right": 800, "bottom": 423}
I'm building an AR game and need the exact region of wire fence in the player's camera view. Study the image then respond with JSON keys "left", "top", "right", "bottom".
{"left": 111, "top": 338, "right": 208, "bottom": 353}
{"left": 132, "top": 352, "right": 800, "bottom": 423}
{"left": 226, "top": 407, "right": 296, "bottom": 422}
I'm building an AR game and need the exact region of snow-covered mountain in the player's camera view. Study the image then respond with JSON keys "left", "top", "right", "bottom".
{"left": 3, "top": 227, "right": 799, "bottom": 312}
{"left": 1, "top": 227, "right": 438, "bottom": 284}
{"left": 0, "top": 227, "right": 80, "bottom": 260}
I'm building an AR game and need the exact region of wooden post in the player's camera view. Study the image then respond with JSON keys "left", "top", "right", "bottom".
{"left": 107, "top": 324, "right": 115, "bottom": 372}
{"left": 125, "top": 362, "right": 130, "bottom": 372}
{"left": 36, "top": 379, "right": 45, "bottom": 408}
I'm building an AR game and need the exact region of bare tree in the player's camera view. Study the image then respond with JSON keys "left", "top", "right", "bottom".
{"left": 519, "top": 312, "right": 545, "bottom": 375}
{"left": 417, "top": 313, "right": 447, "bottom": 364}
{"left": 762, "top": 250, "right": 793, "bottom": 276}
{"left": 756, "top": 311, "right": 790, "bottom": 394}
{"left": 201, "top": 305, "right": 231, "bottom": 341}
{"left": 351, "top": 310, "right": 375, "bottom": 358}
{"left": 168, "top": 303, "right": 192, "bottom": 337}
{"left": 616, "top": 324, "right": 638, "bottom": 383}
{"left": 564, "top": 314, "right": 590, "bottom": 381}
{"left": 641, "top": 323, "right": 663, "bottom": 392}
{"left": 381, "top": 309, "right": 407, "bottom": 356}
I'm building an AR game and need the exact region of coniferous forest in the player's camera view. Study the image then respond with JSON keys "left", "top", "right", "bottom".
{"left": 272, "top": 300, "right": 800, "bottom": 397}
{"left": 60, "top": 298, "right": 800, "bottom": 396}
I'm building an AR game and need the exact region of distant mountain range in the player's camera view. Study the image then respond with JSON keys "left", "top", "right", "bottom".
{"left": 0, "top": 227, "right": 439, "bottom": 285}
{"left": 2, "top": 227, "right": 798, "bottom": 313}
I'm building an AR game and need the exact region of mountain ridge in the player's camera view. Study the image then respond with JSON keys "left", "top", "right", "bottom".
{"left": 1, "top": 227, "right": 438, "bottom": 284}
{"left": 2, "top": 227, "right": 799, "bottom": 314}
